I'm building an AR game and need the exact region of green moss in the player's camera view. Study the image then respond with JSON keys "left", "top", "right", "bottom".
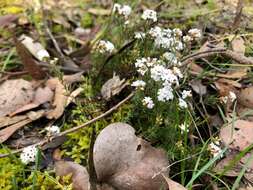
{"left": 80, "top": 13, "right": 93, "bottom": 28}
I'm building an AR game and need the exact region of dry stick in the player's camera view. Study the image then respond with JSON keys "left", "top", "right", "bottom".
{"left": 180, "top": 48, "right": 253, "bottom": 67}
{"left": 0, "top": 92, "right": 135, "bottom": 158}
{"left": 232, "top": 0, "right": 244, "bottom": 31}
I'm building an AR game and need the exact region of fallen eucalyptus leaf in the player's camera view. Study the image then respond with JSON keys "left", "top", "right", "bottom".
{"left": 94, "top": 122, "right": 168, "bottom": 190}
{"left": 101, "top": 74, "right": 128, "bottom": 101}
{"left": 0, "top": 79, "right": 34, "bottom": 117}
{"left": 220, "top": 120, "right": 253, "bottom": 151}
{"left": 55, "top": 160, "right": 90, "bottom": 190}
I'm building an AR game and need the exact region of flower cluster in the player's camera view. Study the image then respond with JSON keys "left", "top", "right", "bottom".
{"left": 131, "top": 80, "right": 146, "bottom": 90}
{"left": 141, "top": 9, "right": 157, "bottom": 22}
{"left": 148, "top": 26, "right": 184, "bottom": 51}
{"left": 46, "top": 125, "right": 60, "bottom": 135}
{"left": 113, "top": 3, "right": 132, "bottom": 19}
{"left": 132, "top": 55, "right": 191, "bottom": 109}
{"left": 142, "top": 97, "right": 154, "bottom": 109}
{"left": 183, "top": 28, "right": 201, "bottom": 43}
{"left": 95, "top": 40, "right": 115, "bottom": 54}
{"left": 20, "top": 145, "right": 38, "bottom": 164}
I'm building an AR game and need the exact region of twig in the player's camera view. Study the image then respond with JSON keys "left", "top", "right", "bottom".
{"left": 180, "top": 48, "right": 253, "bottom": 67}
{"left": 0, "top": 92, "right": 134, "bottom": 158}
{"left": 232, "top": 0, "right": 244, "bottom": 31}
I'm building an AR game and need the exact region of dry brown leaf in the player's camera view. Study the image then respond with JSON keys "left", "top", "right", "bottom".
{"left": 189, "top": 80, "right": 207, "bottom": 95}
{"left": 220, "top": 120, "right": 253, "bottom": 151}
{"left": 0, "top": 110, "right": 44, "bottom": 143}
{"left": 238, "top": 87, "right": 253, "bottom": 109}
{"left": 214, "top": 79, "right": 237, "bottom": 97}
{"left": 214, "top": 152, "right": 253, "bottom": 183}
{"left": 55, "top": 160, "right": 90, "bottom": 190}
{"left": 161, "top": 174, "right": 187, "bottom": 190}
{"left": 62, "top": 72, "right": 84, "bottom": 85}
{"left": 101, "top": 74, "right": 128, "bottom": 101}
{"left": 0, "top": 115, "right": 27, "bottom": 128}
{"left": 46, "top": 79, "right": 67, "bottom": 119}
{"left": 188, "top": 61, "right": 204, "bottom": 74}
{"left": 0, "top": 14, "right": 18, "bottom": 27}
{"left": 16, "top": 40, "right": 46, "bottom": 80}
{"left": 232, "top": 37, "right": 245, "bottom": 55}
{"left": 0, "top": 79, "right": 34, "bottom": 117}
{"left": 216, "top": 70, "right": 247, "bottom": 79}
{"left": 94, "top": 123, "right": 168, "bottom": 190}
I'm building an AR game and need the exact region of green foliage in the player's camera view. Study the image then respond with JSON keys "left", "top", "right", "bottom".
{"left": 81, "top": 13, "right": 93, "bottom": 28}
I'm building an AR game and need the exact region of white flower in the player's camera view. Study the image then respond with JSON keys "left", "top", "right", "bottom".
{"left": 141, "top": 9, "right": 157, "bottom": 22}
{"left": 179, "top": 98, "right": 187, "bottom": 109}
{"left": 173, "top": 28, "right": 182, "bottom": 37}
{"left": 150, "top": 65, "right": 179, "bottom": 85}
{"left": 179, "top": 123, "right": 189, "bottom": 133}
{"left": 95, "top": 40, "right": 115, "bottom": 54}
{"left": 173, "top": 67, "right": 183, "bottom": 79}
{"left": 174, "top": 40, "right": 184, "bottom": 51}
{"left": 146, "top": 57, "right": 157, "bottom": 67}
{"left": 183, "top": 35, "right": 192, "bottom": 43}
{"left": 221, "top": 91, "right": 237, "bottom": 103}
{"left": 113, "top": 3, "right": 121, "bottom": 12}
{"left": 142, "top": 97, "right": 154, "bottom": 109}
{"left": 149, "top": 26, "right": 162, "bottom": 38}
{"left": 188, "top": 28, "right": 201, "bottom": 39}
{"left": 208, "top": 141, "right": 223, "bottom": 158}
{"left": 113, "top": 4, "right": 132, "bottom": 19}
{"left": 37, "top": 49, "right": 50, "bottom": 61}
{"left": 46, "top": 125, "right": 60, "bottom": 135}
{"left": 134, "top": 58, "right": 148, "bottom": 75}
{"left": 182, "top": 90, "right": 192, "bottom": 99}
{"left": 163, "top": 52, "right": 179, "bottom": 65}
{"left": 229, "top": 91, "right": 236, "bottom": 102}
{"left": 157, "top": 85, "right": 174, "bottom": 102}
{"left": 134, "top": 32, "right": 146, "bottom": 39}
{"left": 131, "top": 80, "right": 146, "bottom": 90}
{"left": 20, "top": 145, "right": 38, "bottom": 164}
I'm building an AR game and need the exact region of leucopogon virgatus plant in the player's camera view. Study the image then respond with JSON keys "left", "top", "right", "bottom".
{"left": 94, "top": 3, "right": 201, "bottom": 111}
{"left": 91, "top": 3, "right": 202, "bottom": 159}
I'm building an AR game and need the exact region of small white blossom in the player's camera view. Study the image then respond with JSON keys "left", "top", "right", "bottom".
{"left": 183, "top": 35, "right": 192, "bottom": 43}
{"left": 142, "top": 97, "right": 154, "bottom": 109}
{"left": 179, "top": 98, "right": 187, "bottom": 109}
{"left": 95, "top": 40, "right": 115, "bottom": 54}
{"left": 173, "top": 67, "right": 183, "bottom": 79}
{"left": 141, "top": 9, "right": 157, "bottom": 22}
{"left": 174, "top": 40, "right": 184, "bottom": 51}
{"left": 20, "top": 145, "right": 38, "bottom": 164}
{"left": 134, "top": 58, "right": 148, "bottom": 75}
{"left": 149, "top": 26, "right": 162, "bottom": 38}
{"left": 157, "top": 85, "right": 174, "bottom": 102}
{"left": 188, "top": 28, "right": 201, "bottom": 39}
{"left": 208, "top": 140, "right": 223, "bottom": 158}
{"left": 179, "top": 123, "right": 189, "bottom": 133}
{"left": 221, "top": 91, "right": 237, "bottom": 103}
{"left": 229, "top": 91, "right": 237, "bottom": 102}
{"left": 131, "top": 80, "right": 146, "bottom": 90}
{"left": 46, "top": 125, "right": 60, "bottom": 135}
{"left": 113, "top": 4, "right": 132, "bottom": 19}
{"left": 182, "top": 90, "right": 192, "bottom": 99}
{"left": 173, "top": 28, "right": 182, "bottom": 37}
{"left": 163, "top": 52, "right": 180, "bottom": 66}
{"left": 134, "top": 32, "right": 146, "bottom": 39}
